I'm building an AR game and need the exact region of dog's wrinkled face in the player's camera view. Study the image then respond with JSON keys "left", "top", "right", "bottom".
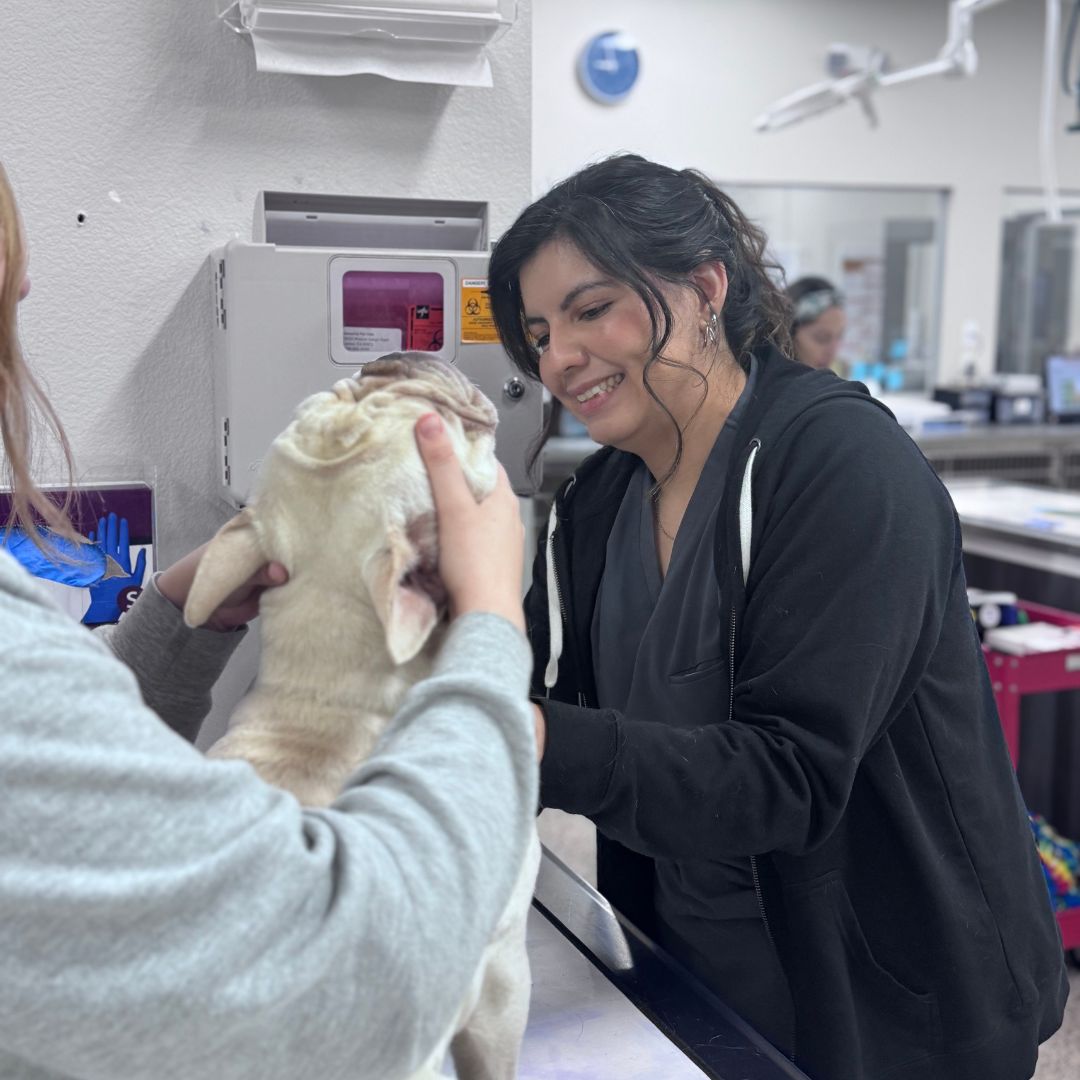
{"left": 184, "top": 353, "right": 499, "bottom": 666}
{"left": 285, "top": 354, "right": 497, "bottom": 484}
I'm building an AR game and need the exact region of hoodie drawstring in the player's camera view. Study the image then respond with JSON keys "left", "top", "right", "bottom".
{"left": 739, "top": 441, "right": 760, "bottom": 586}
{"left": 543, "top": 498, "right": 563, "bottom": 690}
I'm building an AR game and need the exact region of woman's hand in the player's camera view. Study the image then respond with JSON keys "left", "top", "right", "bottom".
{"left": 157, "top": 540, "right": 288, "bottom": 632}
{"left": 415, "top": 412, "right": 525, "bottom": 633}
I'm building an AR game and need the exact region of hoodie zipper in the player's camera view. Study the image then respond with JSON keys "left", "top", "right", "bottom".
{"left": 734, "top": 441, "right": 797, "bottom": 1063}
{"left": 730, "top": 612, "right": 775, "bottom": 952}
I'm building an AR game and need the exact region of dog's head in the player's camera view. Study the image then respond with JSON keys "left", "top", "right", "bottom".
{"left": 183, "top": 352, "right": 499, "bottom": 666}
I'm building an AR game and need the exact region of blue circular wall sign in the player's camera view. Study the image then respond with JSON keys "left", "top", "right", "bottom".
{"left": 577, "top": 31, "right": 640, "bottom": 105}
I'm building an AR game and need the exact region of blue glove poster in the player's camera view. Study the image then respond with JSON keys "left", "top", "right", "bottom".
{"left": 0, "top": 483, "right": 154, "bottom": 626}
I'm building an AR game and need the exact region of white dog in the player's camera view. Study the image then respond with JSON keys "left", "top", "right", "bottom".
{"left": 183, "top": 353, "right": 540, "bottom": 1080}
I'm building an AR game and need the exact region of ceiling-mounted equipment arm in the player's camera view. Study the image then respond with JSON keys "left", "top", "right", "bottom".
{"left": 754, "top": 0, "right": 1013, "bottom": 132}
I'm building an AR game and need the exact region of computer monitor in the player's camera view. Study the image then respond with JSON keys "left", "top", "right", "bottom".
{"left": 1044, "top": 354, "right": 1080, "bottom": 422}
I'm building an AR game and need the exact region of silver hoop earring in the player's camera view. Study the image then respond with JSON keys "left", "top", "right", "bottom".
{"left": 703, "top": 311, "right": 719, "bottom": 347}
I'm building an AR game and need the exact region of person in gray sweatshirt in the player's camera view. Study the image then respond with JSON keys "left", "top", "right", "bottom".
{"left": 0, "top": 161, "right": 539, "bottom": 1080}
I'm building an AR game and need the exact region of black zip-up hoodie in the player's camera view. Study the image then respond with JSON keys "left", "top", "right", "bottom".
{"left": 526, "top": 349, "right": 1068, "bottom": 1080}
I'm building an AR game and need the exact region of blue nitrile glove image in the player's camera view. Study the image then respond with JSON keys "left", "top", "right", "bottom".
{"left": 83, "top": 513, "right": 147, "bottom": 625}
{"left": 1, "top": 526, "right": 107, "bottom": 586}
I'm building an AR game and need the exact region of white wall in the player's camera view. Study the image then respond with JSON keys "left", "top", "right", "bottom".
{"left": 1, "top": 3, "right": 531, "bottom": 740}
{"left": 532, "top": 0, "right": 1080, "bottom": 382}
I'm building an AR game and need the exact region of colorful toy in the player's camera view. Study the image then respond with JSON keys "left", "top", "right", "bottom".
{"left": 1029, "top": 813, "right": 1080, "bottom": 912}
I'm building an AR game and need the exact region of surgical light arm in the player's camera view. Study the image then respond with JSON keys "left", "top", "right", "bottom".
{"left": 755, "top": 0, "right": 1013, "bottom": 132}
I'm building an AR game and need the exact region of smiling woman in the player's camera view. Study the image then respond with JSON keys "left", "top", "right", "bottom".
{"left": 491, "top": 154, "right": 789, "bottom": 494}
{"left": 518, "top": 237, "right": 738, "bottom": 487}
{"left": 486, "top": 153, "right": 1069, "bottom": 1080}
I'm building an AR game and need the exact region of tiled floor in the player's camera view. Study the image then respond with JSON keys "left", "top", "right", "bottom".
{"left": 536, "top": 810, "right": 1080, "bottom": 1079}
{"left": 1036, "top": 967, "right": 1080, "bottom": 1078}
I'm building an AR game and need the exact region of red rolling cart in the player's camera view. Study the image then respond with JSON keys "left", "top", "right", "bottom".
{"left": 983, "top": 599, "right": 1080, "bottom": 952}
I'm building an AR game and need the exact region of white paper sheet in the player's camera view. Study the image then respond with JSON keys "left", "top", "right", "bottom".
{"left": 248, "top": 30, "right": 493, "bottom": 83}
{"left": 247, "top": 0, "right": 498, "bottom": 12}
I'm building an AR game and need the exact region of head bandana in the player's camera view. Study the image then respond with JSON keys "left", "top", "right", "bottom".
{"left": 793, "top": 287, "right": 844, "bottom": 328}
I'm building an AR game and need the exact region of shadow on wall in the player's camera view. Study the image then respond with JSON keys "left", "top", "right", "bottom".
{"left": 134, "top": 3, "right": 458, "bottom": 153}
{"left": 116, "top": 265, "right": 264, "bottom": 749}
{"left": 114, "top": 267, "right": 227, "bottom": 568}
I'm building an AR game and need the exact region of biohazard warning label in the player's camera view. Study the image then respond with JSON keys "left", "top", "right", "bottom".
{"left": 460, "top": 278, "right": 499, "bottom": 344}
{"left": 407, "top": 304, "right": 444, "bottom": 351}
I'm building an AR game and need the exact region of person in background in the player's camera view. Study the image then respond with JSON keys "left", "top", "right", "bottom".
{"left": 488, "top": 153, "right": 1067, "bottom": 1080}
{"left": 0, "top": 160, "right": 538, "bottom": 1080}
{"left": 785, "top": 275, "right": 847, "bottom": 373}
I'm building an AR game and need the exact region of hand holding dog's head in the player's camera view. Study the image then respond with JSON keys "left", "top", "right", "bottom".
{"left": 185, "top": 353, "right": 498, "bottom": 666}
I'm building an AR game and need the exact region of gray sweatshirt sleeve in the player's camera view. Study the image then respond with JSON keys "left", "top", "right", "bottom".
{"left": 0, "top": 554, "right": 537, "bottom": 1080}
{"left": 96, "top": 573, "right": 248, "bottom": 743}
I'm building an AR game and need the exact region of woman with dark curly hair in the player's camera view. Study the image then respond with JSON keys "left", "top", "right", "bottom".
{"left": 490, "top": 154, "right": 1066, "bottom": 1080}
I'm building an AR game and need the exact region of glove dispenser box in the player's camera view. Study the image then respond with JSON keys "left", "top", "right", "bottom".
{"left": 210, "top": 190, "right": 542, "bottom": 506}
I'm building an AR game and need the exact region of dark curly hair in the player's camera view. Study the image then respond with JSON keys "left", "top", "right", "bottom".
{"left": 487, "top": 154, "right": 791, "bottom": 475}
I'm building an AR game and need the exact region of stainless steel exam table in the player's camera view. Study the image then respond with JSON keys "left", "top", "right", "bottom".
{"left": 509, "top": 848, "right": 809, "bottom": 1080}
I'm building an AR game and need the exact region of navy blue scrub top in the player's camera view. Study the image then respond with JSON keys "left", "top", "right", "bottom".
{"left": 589, "top": 356, "right": 795, "bottom": 1053}
{"left": 591, "top": 355, "right": 759, "bottom": 918}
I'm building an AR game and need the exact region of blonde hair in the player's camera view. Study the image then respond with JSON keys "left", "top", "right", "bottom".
{"left": 0, "top": 162, "right": 77, "bottom": 547}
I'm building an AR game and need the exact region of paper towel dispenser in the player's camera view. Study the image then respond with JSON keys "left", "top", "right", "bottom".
{"left": 215, "top": 1, "right": 518, "bottom": 86}
{"left": 210, "top": 190, "right": 542, "bottom": 506}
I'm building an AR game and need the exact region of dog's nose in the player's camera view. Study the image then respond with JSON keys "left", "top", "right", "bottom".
{"left": 331, "top": 378, "right": 362, "bottom": 403}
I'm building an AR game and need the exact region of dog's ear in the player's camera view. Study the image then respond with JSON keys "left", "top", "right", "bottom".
{"left": 183, "top": 509, "right": 268, "bottom": 628}
{"left": 365, "top": 522, "right": 442, "bottom": 666}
